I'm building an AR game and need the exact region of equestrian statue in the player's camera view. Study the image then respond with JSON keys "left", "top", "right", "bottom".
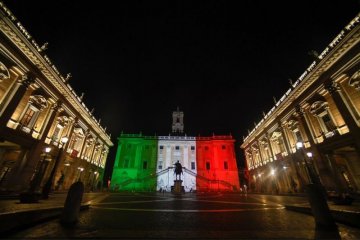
{"left": 174, "top": 160, "right": 183, "bottom": 180}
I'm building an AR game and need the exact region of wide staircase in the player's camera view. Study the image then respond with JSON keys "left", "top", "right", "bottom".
{"left": 116, "top": 167, "right": 238, "bottom": 192}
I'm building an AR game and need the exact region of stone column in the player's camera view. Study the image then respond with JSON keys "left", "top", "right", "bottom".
{"left": 40, "top": 101, "right": 61, "bottom": 142}
{"left": 0, "top": 75, "right": 20, "bottom": 116}
{"left": 325, "top": 80, "right": 360, "bottom": 154}
{"left": 0, "top": 74, "right": 35, "bottom": 133}
{"left": 79, "top": 131, "right": 89, "bottom": 159}
{"left": 89, "top": 138, "right": 99, "bottom": 163}
{"left": 324, "top": 152, "right": 346, "bottom": 193}
{"left": 255, "top": 140, "right": 264, "bottom": 165}
{"left": 296, "top": 105, "right": 334, "bottom": 189}
{"left": 64, "top": 119, "right": 77, "bottom": 152}
{"left": 279, "top": 123, "right": 305, "bottom": 192}
{"left": 265, "top": 135, "right": 275, "bottom": 161}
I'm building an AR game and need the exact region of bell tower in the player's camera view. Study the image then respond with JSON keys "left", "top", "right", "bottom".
{"left": 172, "top": 107, "right": 184, "bottom": 134}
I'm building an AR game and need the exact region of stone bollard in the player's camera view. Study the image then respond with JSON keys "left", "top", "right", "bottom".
{"left": 306, "top": 183, "right": 337, "bottom": 229}
{"left": 60, "top": 181, "right": 84, "bottom": 226}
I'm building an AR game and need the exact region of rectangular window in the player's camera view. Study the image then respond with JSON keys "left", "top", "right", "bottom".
{"left": 224, "top": 161, "right": 228, "bottom": 170}
{"left": 191, "top": 162, "right": 195, "bottom": 170}
{"left": 294, "top": 130, "right": 303, "bottom": 142}
{"left": 20, "top": 107, "right": 36, "bottom": 127}
{"left": 159, "top": 145, "right": 163, "bottom": 149}
{"left": 175, "top": 146, "right": 180, "bottom": 150}
{"left": 52, "top": 126, "right": 61, "bottom": 142}
{"left": 143, "top": 161, "right": 147, "bottom": 169}
{"left": 322, "top": 113, "right": 336, "bottom": 132}
{"left": 205, "top": 146, "right": 209, "bottom": 151}
{"left": 123, "top": 158, "right": 129, "bottom": 168}
{"left": 191, "top": 146, "right": 195, "bottom": 151}
{"left": 206, "top": 162, "right": 210, "bottom": 170}
{"left": 222, "top": 145, "right": 226, "bottom": 150}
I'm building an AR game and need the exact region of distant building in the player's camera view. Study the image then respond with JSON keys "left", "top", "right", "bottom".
{"left": 0, "top": 3, "right": 113, "bottom": 193}
{"left": 111, "top": 108, "right": 240, "bottom": 192}
{"left": 241, "top": 13, "right": 360, "bottom": 195}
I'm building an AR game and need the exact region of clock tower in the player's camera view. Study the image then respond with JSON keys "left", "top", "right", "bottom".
{"left": 172, "top": 107, "right": 184, "bottom": 134}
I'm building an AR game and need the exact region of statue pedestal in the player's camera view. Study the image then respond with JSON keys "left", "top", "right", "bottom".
{"left": 173, "top": 180, "right": 184, "bottom": 195}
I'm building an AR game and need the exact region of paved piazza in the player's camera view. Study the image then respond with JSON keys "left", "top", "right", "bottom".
{"left": 10, "top": 192, "right": 360, "bottom": 239}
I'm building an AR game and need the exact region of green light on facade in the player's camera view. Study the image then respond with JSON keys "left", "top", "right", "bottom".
{"left": 111, "top": 134, "right": 157, "bottom": 191}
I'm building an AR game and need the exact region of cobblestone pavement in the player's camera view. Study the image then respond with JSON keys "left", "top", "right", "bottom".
{"left": 7, "top": 192, "right": 360, "bottom": 239}
{"left": 0, "top": 192, "right": 109, "bottom": 215}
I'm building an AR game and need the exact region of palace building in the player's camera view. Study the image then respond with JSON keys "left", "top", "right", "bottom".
{"left": 111, "top": 108, "right": 240, "bottom": 192}
{"left": 241, "top": 13, "right": 360, "bottom": 196}
{"left": 0, "top": 3, "right": 113, "bottom": 193}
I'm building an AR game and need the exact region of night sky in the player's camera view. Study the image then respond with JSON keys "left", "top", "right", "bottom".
{"left": 3, "top": 1, "right": 359, "bottom": 180}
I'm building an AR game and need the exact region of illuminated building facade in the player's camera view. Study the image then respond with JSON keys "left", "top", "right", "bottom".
{"left": 111, "top": 134, "right": 240, "bottom": 192}
{"left": 157, "top": 136, "right": 197, "bottom": 192}
{"left": 197, "top": 136, "right": 240, "bottom": 191}
{"left": 241, "top": 13, "right": 360, "bottom": 195}
{"left": 0, "top": 3, "right": 113, "bottom": 193}
{"left": 110, "top": 134, "right": 157, "bottom": 191}
{"left": 111, "top": 107, "right": 240, "bottom": 192}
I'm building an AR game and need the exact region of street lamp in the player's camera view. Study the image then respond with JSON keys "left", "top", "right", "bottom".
{"left": 92, "top": 171, "right": 98, "bottom": 191}
{"left": 296, "top": 141, "right": 336, "bottom": 228}
{"left": 78, "top": 167, "right": 84, "bottom": 181}
{"left": 42, "top": 136, "right": 69, "bottom": 199}
{"left": 20, "top": 146, "right": 52, "bottom": 203}
{"left": 29, "top": 147, "right": 52, "bottom": 193}
{"left": 296, "top": 142, "right": 320, "bottom": 184}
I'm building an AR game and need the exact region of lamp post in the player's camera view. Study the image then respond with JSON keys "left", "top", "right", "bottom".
{"left": 29, "top": 146, "right": 52, "bottom": 193}
{"left": 78, "top": 167, "right": 84, "bottom": 181}
{"left": 20, "top": 146, "right": 52, "bottom": 203}
{"left": 257, "top": 173, "right": 262, "bottom": 193}
{"left": 92, "top": 171, "right": 98, "bottom": 191}
{"left": 295, "top": 142, "right": 320, "bottom": 184}
{"left": 283, "top": 165, "right": 292, "bottom": 193}
{"left": 42, "top": 136, "right": 69, "bottom": 199}
{"left": 296, "top": 141, "right": 336, "bottom": 229}
{"left": 270, "top": 168, "right": 278, "bottom": 194}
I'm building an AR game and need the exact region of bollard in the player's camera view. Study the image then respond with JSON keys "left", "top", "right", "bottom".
{"left": 60, "top": 181, "right": 84, "bottom": 226}
{"left": 306, "top": 183, "right": 337, "bottom": 229}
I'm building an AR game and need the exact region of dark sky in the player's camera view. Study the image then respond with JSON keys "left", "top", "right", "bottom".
{"left": 3, "top": 1, "right": 359, "bottom": 180}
